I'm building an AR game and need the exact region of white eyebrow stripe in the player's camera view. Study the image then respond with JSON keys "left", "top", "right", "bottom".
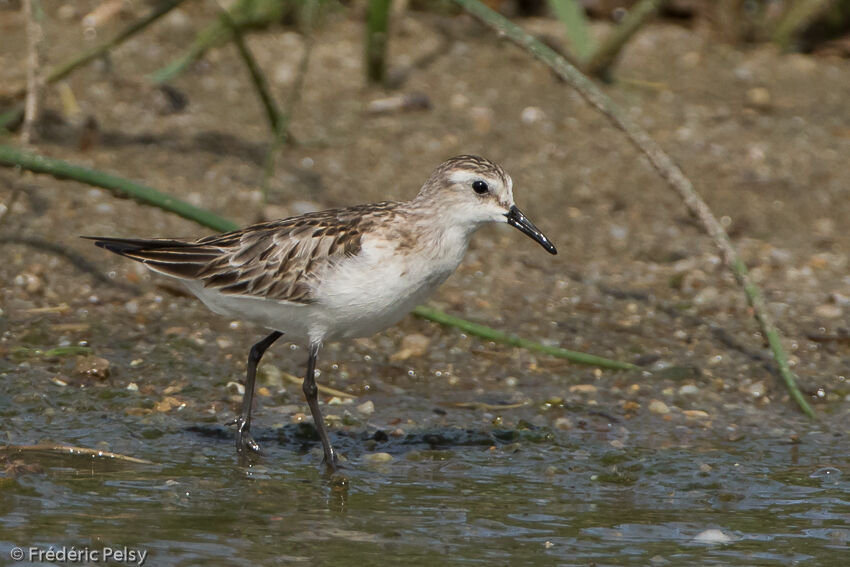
{"left": 448, "top": 170, "right": 489, "bottom": 184}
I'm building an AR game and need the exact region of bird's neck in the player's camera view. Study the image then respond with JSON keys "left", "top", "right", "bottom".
{"left": 398, "top": 202, "right": 476, "bottom": 263}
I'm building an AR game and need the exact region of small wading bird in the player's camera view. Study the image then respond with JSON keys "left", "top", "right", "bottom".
{"left": 87, "top": 155, "right": 556, "bottom": 469}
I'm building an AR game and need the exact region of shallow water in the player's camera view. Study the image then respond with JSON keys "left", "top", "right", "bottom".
{"left": 3, "top": 3, "right": 850, "bottom": 565}
{"left": 2, "top": 372, "right": 848, "bottom": 566}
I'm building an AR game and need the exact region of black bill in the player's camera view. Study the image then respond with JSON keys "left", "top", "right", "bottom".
{"left": 505, "top": 205, "right": 557, "bottom": 255}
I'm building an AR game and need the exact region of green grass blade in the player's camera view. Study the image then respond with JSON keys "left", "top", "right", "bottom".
{"left": 0, "top": 145, "right": 238, "bottom": 233}
{"left": 366, "top": 0, "right": 392, "bottom": 84}
{"left": 413, "top": 306, "right": 637, "bottom": 371}
{"left": 547, "top": 0, "right": 594, "bottom": 60}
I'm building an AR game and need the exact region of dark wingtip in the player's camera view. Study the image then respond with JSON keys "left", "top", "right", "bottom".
{"left": 82, "top": 236, "right": 144, "bottom": 256}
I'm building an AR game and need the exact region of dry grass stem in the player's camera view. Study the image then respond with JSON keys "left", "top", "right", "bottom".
{"left": 22, "top": 0, "right": 44, "bottom": 144}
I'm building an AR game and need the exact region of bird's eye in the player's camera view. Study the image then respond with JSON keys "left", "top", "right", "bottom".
{"left": 472, "top": 180, "right": 489, "bottom": 194}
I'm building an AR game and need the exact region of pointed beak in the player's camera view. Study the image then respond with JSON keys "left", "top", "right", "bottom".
{"left": 505, "top": 205, "right": 557, "bottom": 255}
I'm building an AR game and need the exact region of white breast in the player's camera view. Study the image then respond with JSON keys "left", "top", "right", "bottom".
{"left": 311, "top": 227, "right": 470, "bottom": 342}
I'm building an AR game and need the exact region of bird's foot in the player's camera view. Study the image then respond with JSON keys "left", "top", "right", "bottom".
{"left": 321, "top": 449, "right": 341, "bottom": 471}
{"left": 227, "top": 416, "right": 261, "bottom": 455}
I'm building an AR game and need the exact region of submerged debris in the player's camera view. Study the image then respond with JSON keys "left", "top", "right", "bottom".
{"left": 74, "top": 355, "right": 110, "bottom": 379}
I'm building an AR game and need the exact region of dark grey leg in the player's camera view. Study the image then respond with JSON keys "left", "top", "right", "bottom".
{"left": 303, "top": 343, "right": 337, "bottom": 468}
{"left": 230, "top": 331, "right": 282, "bottom": 455}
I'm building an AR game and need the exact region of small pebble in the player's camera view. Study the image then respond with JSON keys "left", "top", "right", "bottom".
{"left": 450, "top": 93, "right": 468, "bottom": 109}
{"left": 258, "top": 364, "right": 284, "bottom": 387}
{"left": 226, "top": 381, "right": 245, "bottom": 396}
{"left": 15, "top": 273, "right": 44, "bottom": 294}
{"left": 569, "top": 384, "right": 597, "bottom": 394}
{"left": 356, "top": 400, "right": 375, "bottom": 417}
{"left": 693, "top": 529, "right": 733, "bottom": 544}
{"left": 57, "top": 4, "right": 78, "bottom": 20}
{"left": 693, "top": 287, "right": 719, "bottom": 305}
{"left": 680, "top": 51, "right": 700, "bottom": 68}
{"left": 75, "top": 356, "right": 110, "bottom": 379}
{"left": 554, "top": 417, "right": 573, "bottom": 430}
{"left": 747, "top": 382, "right": 766, "bottom": 398}
{"left": 814, "top": 304, "right": 843, "bottom": 319}
{"left": 155, "top": 396, "right": 184, "bottom": 412}
{"left": 678, "top": 384, "right": 699, "bottom": 396}
{"left": 648, "top": 399, "right": 670, "bottom": 415}
{"left": 367, "top": 92, "right": 430, "bottom": 114}
{"left": 363, "top": 452, "right": 393, "bottom": 464}
{"left": 520, "top": 106, "right": 545, "bottom": 124}
{"left": 83, "top": 0, "right": 124, "bottom": 28}
{"left": 126, "top": 382, "right": 139, "bottom": 392}
{"left": 390, "top": 333, "right": 430, "bottom": 361}
{"left": 746, "top": 87, "right": 771, "bottom": 110}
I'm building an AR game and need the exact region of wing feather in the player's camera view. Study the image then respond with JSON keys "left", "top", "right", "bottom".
{"left": 87, "top": 202, "right": 401, "bottom": 304}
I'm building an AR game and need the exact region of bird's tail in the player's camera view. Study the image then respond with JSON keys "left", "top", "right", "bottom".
{"left": 81, "top": 236, "right": 196, "bottom": 256}
{"left": 82, "top": 236, "right": 219, "bottom": 279}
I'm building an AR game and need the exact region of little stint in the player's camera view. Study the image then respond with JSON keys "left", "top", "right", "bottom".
{"left": 87, "top": 155, "right": 557, "bottom": 468}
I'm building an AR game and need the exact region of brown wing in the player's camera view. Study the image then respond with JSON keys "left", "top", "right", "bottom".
{"left": 86, "top": 202, "right": 399, "bottom": 304}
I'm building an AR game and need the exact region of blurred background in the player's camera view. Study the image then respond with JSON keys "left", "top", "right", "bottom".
{"left": 1, "top": 1, "right": 849, "bottom": 564}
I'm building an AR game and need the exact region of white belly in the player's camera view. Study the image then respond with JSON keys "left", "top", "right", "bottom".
{"left": 183, "top": 280, "right": 316, "bottom": 342}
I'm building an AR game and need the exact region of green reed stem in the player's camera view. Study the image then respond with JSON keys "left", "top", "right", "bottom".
{"left": 218, "top": 4, "right": 283, "bottom": 135}
{"left": 583, "top": 0, "right": 668, "bottom": 78}
{"left": 149, "top": 0, "right": 291, "bottom": 84}
{"left": 413, "top": 306, "right": 638, "bottom": 371}
{"left": 0, "top": 145, "right": 237, "bottom": 233}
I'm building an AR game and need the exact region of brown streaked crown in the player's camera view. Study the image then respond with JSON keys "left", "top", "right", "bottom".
{"left": 428, "top": 155, "right": 509, "bottom": 188}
